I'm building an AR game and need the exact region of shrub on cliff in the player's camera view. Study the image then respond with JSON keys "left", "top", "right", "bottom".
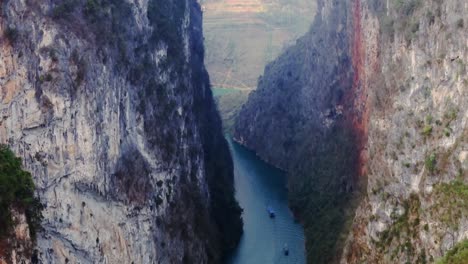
{"left": 0, "top": 145, "right": 42, "bottom": 240}
{"left": 395, "top": 0, "right": 421, "bottom": 16}
{"left": 425, "top": 153, "right": 437, "bottom": 173}
{"left": 52, "top": 0, "right": 77, "bottom": 19}
{"left": 436, "top": 239, "right": 468, "bottom": 264}
{"left": 4, "top": 26, "right": 18, "bottom": 43}
{"left": 288, "top": 126, "right": 362, "bottom": 263}
{"left": 147, "top": 0, "right": 186, "bottom": 67}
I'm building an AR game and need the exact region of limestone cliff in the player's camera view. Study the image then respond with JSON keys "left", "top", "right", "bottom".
{"left": 344, "top": 0, "right": 467, "bottom": 263}
{"left": 0, "top": 0, "right": 242, "bottom": 263}
{"left": 234, "top": 0, "right": 466, "bottom": 263}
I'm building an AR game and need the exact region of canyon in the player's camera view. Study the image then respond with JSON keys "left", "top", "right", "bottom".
{"left": 0, "top": 0, "right": 466, "bottom": 263}
{"left": 234, "top": 0, "right": 467, "bottom": 263}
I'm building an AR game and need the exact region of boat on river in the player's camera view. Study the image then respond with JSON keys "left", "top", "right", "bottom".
{"left": 267, "top": 206, "right": 275, "bottom": 218}
{"left": 283, "top": 244, "right": 289, "bottom": 256}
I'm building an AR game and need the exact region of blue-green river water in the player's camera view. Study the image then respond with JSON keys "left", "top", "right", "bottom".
{"left": 226, "top": 138, "right": 306, "bottom": 264}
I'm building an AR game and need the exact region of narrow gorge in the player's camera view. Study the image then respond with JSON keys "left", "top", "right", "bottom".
{"left": 235, "top": 0, "right": 467, "bottom": 263}
{"left": 0, "top": 0, "right": 466, "bottom": 263}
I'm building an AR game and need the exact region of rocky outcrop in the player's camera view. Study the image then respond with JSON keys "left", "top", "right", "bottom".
{"left": 0, "top": 0, "right": 241, "bottom": 263}
{"left": 234, "top": 0, "right": 466, "bottom": 263}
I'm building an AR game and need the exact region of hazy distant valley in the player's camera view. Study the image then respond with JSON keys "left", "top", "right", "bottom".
{"left": 201, "top": 0, "right": 316, "bottom": 132}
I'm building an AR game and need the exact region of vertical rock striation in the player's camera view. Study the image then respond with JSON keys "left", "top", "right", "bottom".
{"left": 234, "top": 0, "right": 466, "bottom": 263}
{"left": 344, "top": 0, "right": 467, "bottom": 263}
{"left": 0, "top": 0, "right": 241, "bottom": 263}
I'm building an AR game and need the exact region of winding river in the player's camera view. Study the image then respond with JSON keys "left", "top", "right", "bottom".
{"left": 226, "top": 138, "right": 306, "bottom": 264}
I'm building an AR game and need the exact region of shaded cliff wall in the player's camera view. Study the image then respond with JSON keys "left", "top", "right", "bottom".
{"left": 0, "top": 0, "right": 241, "bottom": 263}
{"left": 234, "top": 0, "right": 466, "bottom": 263}
{"left": 234, "top": 0, "right": 367, "bottom": 262}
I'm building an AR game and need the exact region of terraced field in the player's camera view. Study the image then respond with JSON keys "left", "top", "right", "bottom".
{"left": 202, "top": 0, "right": 316, "bottom": 131}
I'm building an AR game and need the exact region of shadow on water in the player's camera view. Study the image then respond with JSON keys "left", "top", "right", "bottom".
{"left": 226, "top": 137, "right": 305, "bottom": 264}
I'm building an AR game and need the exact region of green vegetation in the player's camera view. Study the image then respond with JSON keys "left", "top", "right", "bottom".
{"left": 147, "top": 0, "right": 186, "bottom": 67}
{"left": 39, "top": 73, "right": 53, "bottom": 83}
{"left": 288, "top": 126, "right": 362, "bottom": 263}
{"left": 378, "top": 0, "right": 423, "bottom": 44}
{"left": 444, "top": 108, "right": 458, "bottom": 125}
{"left": 395, "top": 0, "right": 422, "bottom": 16}
{"left": 424, "top": 86, "right": 432, "bottom": 99}
{"left": 417, "top": 108, "right": 458, "bottom": 138}
{"left": 84, "top": 0, "right": 99, "bottom": 14}
{"left": 436, "top": 239, "right": 468, "bottom": 264}
{"left": 422, "top": 125, "right": 433, "bottom": 136}
{"left": 51, "top": 0, "right": 134, "bottom": 66}
{"left": 377, "top": 194, "right": 421, "bottom": 260}
{"left": 426, "top": 10, "right": 435, "bottom": 25}
{"left": 432, "top": 179, "right": 468, "bottom": 229}
{"left": 426, "top": 114, "right": 433, "bottom": 124}
{"left": 444, "top": 128, "right": 451, "bottom": 137}
{"left": 52, "top": 0, "right": 78, "bottom": 19}
{"left": 4, "top": 26, "right": 18, "bottom": 43}
{"left": 49, "top": 49, "right": 59, "bottom": 62}
{"left": 71, "top": 49, "right": 87, "bottom": 86}
{"left": 425, "top": 153, "right": 437, "bottom": 173}
{"left": 410, "top": 21, "right": 420, "bottom": 34}
{"left": 0, "top": 145, "right": 42, "bottom": 240}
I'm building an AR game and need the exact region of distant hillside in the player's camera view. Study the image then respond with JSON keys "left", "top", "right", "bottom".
{"left": 202, "top": 0, "right": 316, "bottom": 90}
{"left": 202, "top": 0, "right": 316, "bottom": 132}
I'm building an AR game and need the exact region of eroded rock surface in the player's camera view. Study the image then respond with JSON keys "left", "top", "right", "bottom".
{"left": 0, "top": 0, "right": 241, "bottom": 263}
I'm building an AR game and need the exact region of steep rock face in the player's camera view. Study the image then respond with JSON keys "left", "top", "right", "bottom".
{"left": 234, "top": 0, "right": 466, "bottom": 263}
{"left": 343, "top": 0, "right": 467, "bottom": 263}
{"left": 0, "top": 0, "right": 241, "bottom": 263}
{"left": 234, "top": 0, "right": 355, "bottom": 171}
